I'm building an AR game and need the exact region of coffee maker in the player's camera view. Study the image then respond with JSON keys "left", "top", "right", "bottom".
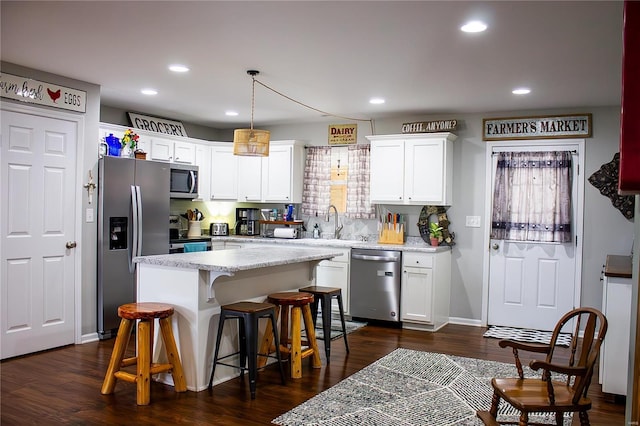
{"left": 235, "top": 208, "right": 260, "bottom": 236}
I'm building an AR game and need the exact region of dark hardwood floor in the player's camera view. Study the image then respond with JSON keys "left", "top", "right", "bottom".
{"left": 1, "top": 324, "right": 625, "bottom": 425}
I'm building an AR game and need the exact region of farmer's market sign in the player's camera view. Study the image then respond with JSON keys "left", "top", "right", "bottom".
{"left": 0, "top": 73, "right": 86, "bottom": 112}
{"left": 483, "top": 114, "right": 592, "bottom": 141}
{"left": 328, "top": 124, "right": 357, "bottom": 145}
{"left": 402, "top": 119, "right": 457, "bottom": 134}
{"left": 128, "top": 112, "right": 188, "bottom": 137}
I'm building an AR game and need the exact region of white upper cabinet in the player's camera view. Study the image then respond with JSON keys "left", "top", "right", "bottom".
{"left": 236, "top": 140, "right": 304, "bottom": 203}
{"left": 210, "top": 144, "right": 238, "bottom": 201}
{"left": 193, "top": 143, "right": 211, "bottom": 201}
{"left": 369, "top": 139, "right": 405, "bottom": 202}
{"left": 237, "top": 156, "right": 263, "bottom": 202}
{"left": 262, "top": 141, "right": 304, "bottom": 203}
{"left": 150, "top": 137, "right": 195, "bottom": 164}
{"left": 173, "top": 140, "right": 196, "bottom": 164}
{"left": 367, "top": 133, "right": 456, "bottom": 205}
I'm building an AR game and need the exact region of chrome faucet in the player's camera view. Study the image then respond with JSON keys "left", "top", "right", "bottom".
{"left": 325, "top": 204, "right": 343, "bottom": 239}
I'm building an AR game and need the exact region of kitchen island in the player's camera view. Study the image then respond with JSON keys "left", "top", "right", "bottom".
{"left": 133, "top": 246, "right": 342, "bottom": 391}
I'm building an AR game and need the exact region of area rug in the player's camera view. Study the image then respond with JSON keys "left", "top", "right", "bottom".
{"left": 304, "top": 315, "right": 367, "bottom": 341}
{"left": 272, "top": 348, "right": 571, "bottom": 426}
{"left": 483, "top": 325, "right": 572, "bottom": 347}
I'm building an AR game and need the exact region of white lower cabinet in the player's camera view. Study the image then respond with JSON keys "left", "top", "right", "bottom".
{"left": 401, "top": 250, "right": 451, "bottom": 331}
{"left": 600, "top": 257, "right": 632, "bottom": 395}
{"left": 314, "top": 248, "right": 350, "bottom": 316}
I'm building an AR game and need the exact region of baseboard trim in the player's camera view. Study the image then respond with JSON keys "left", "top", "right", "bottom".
{"left": 81, "top": 332, "right": 100, "bottom": 344}
{"left": 448, "top": 317, "right": 483, "bottom": 327}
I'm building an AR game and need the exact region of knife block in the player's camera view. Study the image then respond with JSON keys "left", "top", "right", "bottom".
{"left": 377, "top": 223, "right": 405, "bottom": 245}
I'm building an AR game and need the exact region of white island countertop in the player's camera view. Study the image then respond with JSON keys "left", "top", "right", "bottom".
{"left": 133, "top": 245, "right": 343, "bottom": 272}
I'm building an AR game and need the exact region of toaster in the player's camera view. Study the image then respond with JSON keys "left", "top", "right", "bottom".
{"left": 210, "top": 223, "right": 229, "bottom": 236}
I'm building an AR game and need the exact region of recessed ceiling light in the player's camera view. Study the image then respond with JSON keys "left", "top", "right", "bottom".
{"left": 512, "top": 87, "right": 531, "bottom": 95}
{"left": 461, "top": 20, "right": 487, "bottom": 33}
{"left": 370, "top": 97, "right": 385, "bottom": 105}
{"left": 169, "top": 64, "right": 190, "bottom": 73}
{"left": 141, "top": 88, "right": 158, "bottom": 96}
{"left": 225, "top": 111, "right": 239, "bottom": 116}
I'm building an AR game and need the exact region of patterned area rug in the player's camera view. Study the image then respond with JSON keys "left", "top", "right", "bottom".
{"left": 483, "top": 326, "right": 572, "bottom": 347}
{"left": 272, "top": 348, "right": 571, "bottom": 426}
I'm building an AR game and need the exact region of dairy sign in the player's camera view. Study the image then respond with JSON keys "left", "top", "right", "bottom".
{"left": 483, "top": 114, "right": 592, "bottom": 141}
{"left": 0, "top": 73, "right": 86, "bottom": 112}
{"left": 328, "top": 124, "right": 357, "bottom": 145}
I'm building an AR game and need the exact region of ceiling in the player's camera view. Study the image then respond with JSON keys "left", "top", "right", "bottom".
{"left": 1, "top": 1, "right": 624, "bottom": 129}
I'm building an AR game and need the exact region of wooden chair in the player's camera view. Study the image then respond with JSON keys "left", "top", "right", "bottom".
{"left": 477, "top": 307, "right": 608, "bottom": 426}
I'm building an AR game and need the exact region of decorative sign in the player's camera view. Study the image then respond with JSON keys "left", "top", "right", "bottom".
{"left": 128, "top": 112, "right": 188, "bottom": 137}
{"left": 328, "top": 124, "right": 357, "bottom": 145}
{"left": 0, "top": 73, "right": 86, "bottom": 112}
{"left": 483, "top": 114, "right": 592, "bottom": 141}
{"left": 402, "top": 119, "right": 458, "bottom": 134}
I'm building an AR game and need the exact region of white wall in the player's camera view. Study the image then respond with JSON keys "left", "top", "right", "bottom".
{"left": 268, "top": 106, "right": 634, "bottom": 321}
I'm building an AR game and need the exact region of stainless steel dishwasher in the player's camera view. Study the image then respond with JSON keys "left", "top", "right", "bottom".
{"left": 350, "top": 248, "right": 402, "bottom": 322}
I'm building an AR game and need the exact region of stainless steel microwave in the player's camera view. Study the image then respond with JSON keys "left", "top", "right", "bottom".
{"left": 170, "top": 163, "right": 199, "bottom": 198}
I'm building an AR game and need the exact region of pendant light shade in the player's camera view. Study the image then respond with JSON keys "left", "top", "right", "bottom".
{"left": 233, "top": 70, "right": 270, "bottom": 157}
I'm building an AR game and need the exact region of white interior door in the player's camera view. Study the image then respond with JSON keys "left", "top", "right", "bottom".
{"left": 1, "top": 108, "right": 78, "bottom": 359}
{"left": 486, "top": 141, "right": 583, "bottom": 331}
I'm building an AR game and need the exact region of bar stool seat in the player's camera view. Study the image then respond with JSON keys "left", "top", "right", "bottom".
{"left": 208, "top": 301, "right": 285, "bottom": 399}
{"left": 101, "top": 302, "right": 187, "bottom": 405}
{"left": 298, "top": 286, "right": 349, "bottom": 363}
{"left": 259, "top": 291, "right": 322, "bottom": 379}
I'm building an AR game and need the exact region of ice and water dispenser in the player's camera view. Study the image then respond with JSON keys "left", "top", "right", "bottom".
{"left": 109, "top": 217, "right": 128, "bottom": 250}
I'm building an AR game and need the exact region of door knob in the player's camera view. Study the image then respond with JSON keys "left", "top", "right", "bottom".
{"left": 66, "top": 241, "right": 77, "bottom": 249}
{"left": 492, "top": 243, "right": 499, "bottom": 250}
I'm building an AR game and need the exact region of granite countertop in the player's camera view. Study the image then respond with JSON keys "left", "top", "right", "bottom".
{"left": 211, "top": 235, "right": 451, "bottom": 253}
{"left": 134, "top": 246, "right": 343, "bottom": 272}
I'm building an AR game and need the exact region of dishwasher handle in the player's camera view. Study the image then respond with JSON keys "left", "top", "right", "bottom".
{"left": 351, "top": 253, "right": 400, "bottom": 262}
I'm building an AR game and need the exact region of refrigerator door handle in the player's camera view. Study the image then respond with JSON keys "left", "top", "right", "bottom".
{"left": 135, "top": 185, "right": 143, "bottom": 256}
{"left": 129, "top": 185, "right": 140, "bottom": 273}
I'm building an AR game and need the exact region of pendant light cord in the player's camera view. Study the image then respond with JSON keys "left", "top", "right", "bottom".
{"left": 253, "top": 78, "right": 375, "bottom": 135}
{"left": 250, "top": 75, "right": 256, "bottom": 131}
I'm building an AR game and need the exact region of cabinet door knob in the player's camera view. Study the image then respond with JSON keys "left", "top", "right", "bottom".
{"left": 492, "top": 243, "right": 499, "bottom": 250}
{"left": 66, "top": 241, "right": 77, "bottom": 249}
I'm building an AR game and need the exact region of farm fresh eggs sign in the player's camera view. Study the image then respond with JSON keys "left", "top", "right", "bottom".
{"left": 0, "top": 73, "right": 86, "bottom": 113}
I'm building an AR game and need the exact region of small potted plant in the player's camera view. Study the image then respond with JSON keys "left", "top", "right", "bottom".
{"left": 428, "top": 222, "right": 443, "bottom": 246}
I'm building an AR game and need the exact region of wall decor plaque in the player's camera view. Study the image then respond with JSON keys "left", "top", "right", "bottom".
{"left": 0, "top": 72, "right": 86, "bottom": 113}
{"left": 128, "top": 112, "right": 188, "bottom": 137}
{"left": 483, "top": 114, "right": 592, "bottom": 141}
{"left": 328, "top": 124, "right": 357, "bottom": 145}
{"left": 402, "top": 119, "right": 457, "bottom": 134}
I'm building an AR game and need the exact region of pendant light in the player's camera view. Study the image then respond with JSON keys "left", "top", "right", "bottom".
{"left": 233, "top": 70, "right": 270, "bottom": 156}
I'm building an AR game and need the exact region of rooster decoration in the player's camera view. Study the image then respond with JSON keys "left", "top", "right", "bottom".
{"left": 47, "top": 88, "right": 61, "bottom": 103}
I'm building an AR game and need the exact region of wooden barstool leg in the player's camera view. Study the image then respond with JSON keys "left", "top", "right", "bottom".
{"left": 258, "top": 305, "right": 279, "bottom": 368}
{"left": 159, "top": 316, "right": 187, "bottom": 392}
{"left": 302, "top": 304, "right": 322, "bottom": 368}
{"left": 101, "top": 317, "right": 134, "bottom": 395}
{"left": 290, "top": 306, "right": 303, "bottom": 378}
{"left": 137, "top": 319, "right": 151, "bottom": 405}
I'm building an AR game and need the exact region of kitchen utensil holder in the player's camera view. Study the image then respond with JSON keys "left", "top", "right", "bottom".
{"left": 187, "top": 221, "right": 202, "bottom": 237}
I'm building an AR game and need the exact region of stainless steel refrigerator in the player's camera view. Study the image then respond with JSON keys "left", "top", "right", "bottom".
{"left": 97, "top": 156, "right": 170, "bottom": 339}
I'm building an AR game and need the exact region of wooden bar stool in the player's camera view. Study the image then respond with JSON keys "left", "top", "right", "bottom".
{"left": 258, "top": 292, "right": 322, "bottom": 379}
{"left": 101, "top": 302, "right": 187, "bottom": 405}
{"left": 298, "top": 286, "right": 350, "bottom": 363}
{"left": 208, "top": 301, "right": 285, "bottom": 399}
